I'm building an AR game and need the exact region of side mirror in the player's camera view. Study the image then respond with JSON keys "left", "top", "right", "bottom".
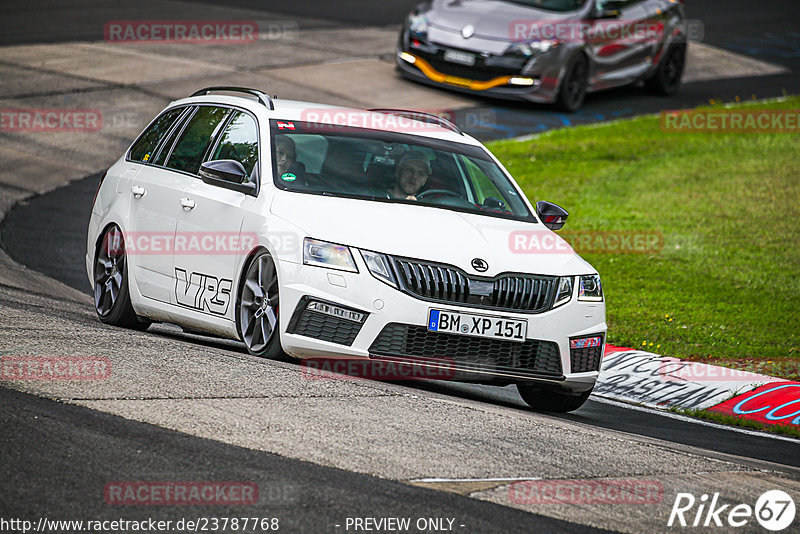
{"left": 200, "top": 159, "right": 247, "bottom": 183}
{"left": 536, "top": 201, "right": 568, "bottom": 231}
{"left": 199, "top": 160, "right": 256, "bottom": 195}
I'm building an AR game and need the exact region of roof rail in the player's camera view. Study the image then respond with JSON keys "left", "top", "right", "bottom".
{"left": 191, "top": 87, "right": 275, "bottom": 110}
{"left": 367, "top": 108, "right": 463, "bottom": 135}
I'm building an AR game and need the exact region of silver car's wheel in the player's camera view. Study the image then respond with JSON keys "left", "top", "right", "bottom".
{"left": 238, "top": 252, "right": 283, "bottom": 358}
{"left": 556, "top": 53, "right": 589, "bottom": 112}
{"left": 645, "top": 42, "right": 686, "bottom": 96}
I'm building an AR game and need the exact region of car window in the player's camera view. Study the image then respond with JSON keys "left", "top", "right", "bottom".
{"left": 128, "top": 107, "right": 185, "bottom": 163}
{"left": 166, "top": 106, "right": 230, "bottom": 174}
{"left": 292, "top": 135, "right": 328, "bottom": 174}
{"left": 270, "top": 120, "right": 533, "bottom": 222}
{"left": 152, "top": 108, "right": 193, "bottom": 167}
{"left": 210, "top": 111, "right": 259, "bottom": 177}
{"left": 505, "top": 0, "right": 588, "bottom": 12}
{"left": 464, "top": 158, "right": 504, "bottom": 204}
{"left": 595, "top": 0, "right": 635, "bottom": 8}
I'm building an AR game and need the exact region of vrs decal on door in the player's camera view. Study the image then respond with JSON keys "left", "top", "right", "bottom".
{"left": 175, "top": 268, "right": 232, "bottom": 316}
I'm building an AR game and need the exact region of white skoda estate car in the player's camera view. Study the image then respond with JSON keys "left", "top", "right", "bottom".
{"left": 87, "top": 87, "right": 606, "bottom": 412}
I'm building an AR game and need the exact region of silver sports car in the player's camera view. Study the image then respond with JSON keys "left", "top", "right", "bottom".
{"left": 396, "top": 0, "right": 687, "bottom": 111}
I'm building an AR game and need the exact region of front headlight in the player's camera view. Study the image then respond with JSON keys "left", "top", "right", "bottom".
{"left": 508, "top": 39, "right": 560, "bottom": 57}
{"left": 407, "top": 13, "right": 429, "bottom": 36}
{"left": 360, "top": 250, "right": 398, "bottom": 287}
{"left": 578, "top": 274, "right": 603, "bottom": 302}
{"left": 303, "top": 238, "right": 358, "bottom": 273}
{"left": 553, "top": 276, "right": 574, "bottom": 308}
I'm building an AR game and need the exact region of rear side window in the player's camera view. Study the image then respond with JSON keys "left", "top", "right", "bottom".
{"left": 128, "top": 107, "right": 185, "bottom": 163}
{"left": 152, "top": 109, "right": 192, "bottom": 167}
{"left": 166, "top": 106, "right": 230, "bottom": 174}
{"left": 210, "top": 111, "right": 259, "bottom": 176}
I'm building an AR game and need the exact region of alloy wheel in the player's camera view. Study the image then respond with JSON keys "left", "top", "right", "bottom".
{"left": 239, "top": 253, "right": 279, "bottom": 353}
{"left": 94, "top": 225, "right": 125, "bottom": 317}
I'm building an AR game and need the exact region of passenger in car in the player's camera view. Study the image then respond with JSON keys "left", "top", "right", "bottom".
{"left": 388, "top": 151, "right": 431, "bottom": 201}
{"left": 275, "top": 136, "right": 305, "bottom": 176}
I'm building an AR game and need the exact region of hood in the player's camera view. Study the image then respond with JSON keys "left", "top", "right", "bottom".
{"left": 271, "top": 192, "right": 594, "bottom": 277}
{"left": 426, "top": 0, "right": 575, "bottom": 41}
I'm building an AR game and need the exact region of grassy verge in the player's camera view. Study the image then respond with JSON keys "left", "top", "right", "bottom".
{"left": 489, "top": 97, "right": 800, "bottom": 377}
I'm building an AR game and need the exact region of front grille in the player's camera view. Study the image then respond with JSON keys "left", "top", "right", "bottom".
{"left": 390, "top": 257, "right": 557, "bottom": 313}
{"left": 291, "top": 309, "right": 363, "bottom": 346}
{"left": 413, "top": 48, "right": 526, "bottom": 82}
{"left": 570, "top": 346, "right": 604, "bottom": 373}
{"left": 369, "top": 323, "right": 563, "bottom": 377}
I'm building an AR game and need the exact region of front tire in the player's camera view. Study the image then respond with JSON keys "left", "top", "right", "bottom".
{"left": 237, "top": 251, "right": 286, "bottom": 359}
{"left": 645, "top": 42, "right": 686, "bottom": 96}
{"left": 556, "top": 53, "right": 589, "bottom": 112}
{"left": 93, "top": 224, "right": 150, "bottom": 330}
{"left": 518, "top": 385, "right": 592, "bottom": 413}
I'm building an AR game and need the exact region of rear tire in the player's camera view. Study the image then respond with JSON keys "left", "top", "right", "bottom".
{"left": 93, "top": 224, "right": 150, "bottom": 330}
{"left": 556, "top": 53, "right": 589, "bottom": 112}
{"left": 645, "top": 42, "right": 686, "bottom": 96}
{"left": 518, "top": 385, "right": 592, "bottom": 413}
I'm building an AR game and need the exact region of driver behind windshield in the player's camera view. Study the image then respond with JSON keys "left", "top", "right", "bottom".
{"left": 388, "top": 151, "right": 431, "bottom": 201}
{"left": 275, "top": 136, "right": 304, "bottom": 177}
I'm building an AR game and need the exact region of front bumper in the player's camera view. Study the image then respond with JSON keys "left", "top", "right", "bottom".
{"left": 395, "top": 42, "right": 567, "bottom": 104}
{"left": 276, "top": 255, "right": 606, "bottom": 393}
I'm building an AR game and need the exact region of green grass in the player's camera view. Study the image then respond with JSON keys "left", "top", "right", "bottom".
{"left": 489, "top": 97, "right": 800, "bottom": 377}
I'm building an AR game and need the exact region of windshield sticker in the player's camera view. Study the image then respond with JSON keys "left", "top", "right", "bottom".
{"left": 281, "top": 173, "right": 297, "bottom": 182}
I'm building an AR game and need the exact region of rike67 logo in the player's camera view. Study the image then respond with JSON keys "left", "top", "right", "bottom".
{"left": 668, "top": 490, "right": 796, "bottom": 531}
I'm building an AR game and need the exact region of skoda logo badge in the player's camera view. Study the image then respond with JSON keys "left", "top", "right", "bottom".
{"left": 471, "top": 258, "right": 488, "bottom": 272}
{"left": 461, "top": 25, "right": 475, "bottom": 39}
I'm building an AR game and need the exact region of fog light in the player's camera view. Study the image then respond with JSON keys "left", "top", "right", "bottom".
{"left": 509, "top": 76, "right": 535, "bottom": 86}
{"left": 307, "top": 301, "right": 367, "bottom": 323}
{"left": 399, "top": 52, "right": 417, "bottom": 64}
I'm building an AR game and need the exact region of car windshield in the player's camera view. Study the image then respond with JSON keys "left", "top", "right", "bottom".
{"left": 269, "top": 119, "right": 534, "bottom": 222}
{"left": 499, "top": 0, "right": 587, "bottom": 12}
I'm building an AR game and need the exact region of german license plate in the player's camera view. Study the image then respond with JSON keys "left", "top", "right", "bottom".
{"left": 428, "top": 309, "right": 527, "bottom": 343}
{"left": 444, "top": 49, "right": 476, "bottom": 66}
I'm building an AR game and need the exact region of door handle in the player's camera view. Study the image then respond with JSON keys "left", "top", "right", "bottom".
{"left": 180, "top": 198, "right": 196, "bottom": 211}
{"left": 131, "top": 186, "right": 146, "bottom": 198}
